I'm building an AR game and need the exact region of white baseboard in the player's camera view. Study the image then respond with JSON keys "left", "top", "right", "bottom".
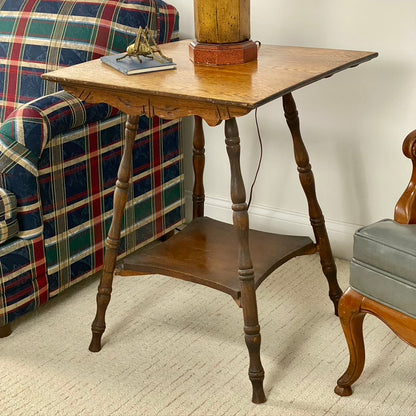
{"left": 185, "top": 191, "right": 359, "bottom": 260}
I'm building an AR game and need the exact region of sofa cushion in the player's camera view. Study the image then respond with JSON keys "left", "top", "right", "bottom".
{"left": 350, "top": 219, "right": 416, "bottom": 318}
{"left": 0, "top": 187, "right": 18, "bottom": 243}
{"left": 0, "top": 0, "right": 179, "bottom": 123}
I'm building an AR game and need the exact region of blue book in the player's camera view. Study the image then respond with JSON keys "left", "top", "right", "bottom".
{"left": 101, "top": 53, "right": 176, "bottom": 75}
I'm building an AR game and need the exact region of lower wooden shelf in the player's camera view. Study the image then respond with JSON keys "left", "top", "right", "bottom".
{"left": 122, "top": 217, "right": 316, "bottom": 299}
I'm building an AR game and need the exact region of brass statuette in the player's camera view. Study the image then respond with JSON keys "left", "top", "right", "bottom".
{"left": 117, "top": 26, "right": 172, "bottom": 63}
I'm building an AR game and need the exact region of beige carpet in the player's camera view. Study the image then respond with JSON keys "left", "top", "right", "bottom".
{"left": 1, "top": 254, "right": 415, "bottom": 416}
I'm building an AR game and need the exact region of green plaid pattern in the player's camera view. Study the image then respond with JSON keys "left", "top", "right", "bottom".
{"left": 0, "top": 0, "right": 180, "bottom": 123}
{"left": 0, "top": 0, "right": 183, "bottom": 327}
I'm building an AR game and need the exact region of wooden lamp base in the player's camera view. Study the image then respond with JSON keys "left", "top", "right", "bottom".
{"left": 189, "top": 40, "right": 258, "bottom": 65}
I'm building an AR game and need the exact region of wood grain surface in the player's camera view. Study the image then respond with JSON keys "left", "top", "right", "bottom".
{"left": 42, "top": 40, "right": 377, "bottom": 126}
{"left": 194, "top": 0, "right": 251, "bottom": 43}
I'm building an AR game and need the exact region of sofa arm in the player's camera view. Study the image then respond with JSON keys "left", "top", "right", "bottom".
{"left": 0, "top": 188, "right": 18, "bottom": 244}
{"left": 0, "top": 91, "right": 120, "bottom": 239}
{"left": 1, "top": 91, "right": 119, "bottom": 159}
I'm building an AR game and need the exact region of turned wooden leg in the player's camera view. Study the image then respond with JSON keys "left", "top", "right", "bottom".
{"left": 283, "top": 93, "right": 343, "bottom": 314}
{"left": 334, "top": 288, "right": 366, "bottom": 396}
{"left": 89, "top": 114, "right": 139, "bottom": 352}
{"left": 225, "top": 118, "right": 266, "bottom": 404}
{"left": 193, "top": 115, "right": 205, "bottom": 219}
{"left": 0, "top": 323, "right": 12, "bottom": 338}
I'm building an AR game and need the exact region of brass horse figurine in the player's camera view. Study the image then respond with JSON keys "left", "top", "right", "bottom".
{"left": 117, "top": 26, "right": 172, "bottom": 63}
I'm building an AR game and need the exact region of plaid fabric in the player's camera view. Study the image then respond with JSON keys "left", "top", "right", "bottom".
{"left": 0, "top": 91, "right": 121, "bottom": 238}
{"left": 0, "top": 0, "right": 183, "bottom": 327}
{"left": 0, "top": 0, "right": 179, "bottom": 123}
{"left": 0, "top": 236, "right": 48, "bottom": 324}
{"left": 0, "top": 188, "right": 18, "bottom": 244}
{"left": 33, "top": 92, "right": 183, "bottom": 294}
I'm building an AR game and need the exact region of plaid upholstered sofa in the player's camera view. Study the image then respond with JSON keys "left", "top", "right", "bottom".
{"left": 0, "top": 0, "right": 184, "bottom": 336}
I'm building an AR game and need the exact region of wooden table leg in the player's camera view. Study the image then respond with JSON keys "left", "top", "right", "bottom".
{"left": 225, "top": 118, "right": 266, "bottom": 404}
{"left": 89, "top": 114, "right": 140, "bottom": 352}
{"left": 282, "top": 93, "right": 343, "bottom": 315}
{"left": 193, "top": 115, "right": 205, "bottom": 219}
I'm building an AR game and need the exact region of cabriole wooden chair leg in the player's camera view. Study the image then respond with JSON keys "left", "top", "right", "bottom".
{"left": 335, "top": 288, "right": 366, "bottom": 396}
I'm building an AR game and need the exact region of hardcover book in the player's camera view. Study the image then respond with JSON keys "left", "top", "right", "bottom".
{"left": 101, "top": 53, "right": 176, "bottom": 75}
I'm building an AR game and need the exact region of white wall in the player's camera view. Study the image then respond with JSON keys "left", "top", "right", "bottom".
{"left": 173, "top": 0, "right": 416, "bottom": 259}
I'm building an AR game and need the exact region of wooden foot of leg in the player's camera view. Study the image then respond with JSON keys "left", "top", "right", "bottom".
{"left": 245, "top": 330, "right": 266, "bottom": 403}
{"left": 89, "top": 283, "right": 112, "bottom": 352}
{"left": 0, "top": 323, "right": 12, "bottom": 338}
{"left": 334, "top": 288, "right": 366, "bottom": 396}
{"left": 252, "top": 381, "right": 267, "bottom": 404}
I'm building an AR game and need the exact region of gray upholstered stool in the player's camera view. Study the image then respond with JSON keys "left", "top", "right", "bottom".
{"left": 334, "top": 219, "right": 416, "bottom": 396}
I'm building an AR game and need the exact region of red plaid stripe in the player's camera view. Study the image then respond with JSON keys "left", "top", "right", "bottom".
{"left": 0, "top": 0, "right": 183, "bottom": 328}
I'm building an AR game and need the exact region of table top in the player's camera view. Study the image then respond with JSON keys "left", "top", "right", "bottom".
{"left": 42, "top": 40, "right": 377, "bottom": 126}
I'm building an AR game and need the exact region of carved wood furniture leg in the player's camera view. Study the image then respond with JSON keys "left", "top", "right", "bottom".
{"left": 282, "top": 93, "right": 343, "bottom": 314}
{"left": 0, "top": 323, "right": 12, "bottom": 338}
{"left": 334, "top": 288, "right": 366, "bottom": 396}
{"left": 336, "top": 287, "right": 416, "bottom": 396}
{"left": 89, "top": 114, "right": 139, "bottom": 352}
{"left": 193, "top": 115, "right": 205, "bottom": 219}
{"left": 225, "top": 118, "right": 266, "bottom": 404}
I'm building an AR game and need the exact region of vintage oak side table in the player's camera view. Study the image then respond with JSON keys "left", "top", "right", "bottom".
{"left": 43, "top": 40, "right": 377, "bottom": 403}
